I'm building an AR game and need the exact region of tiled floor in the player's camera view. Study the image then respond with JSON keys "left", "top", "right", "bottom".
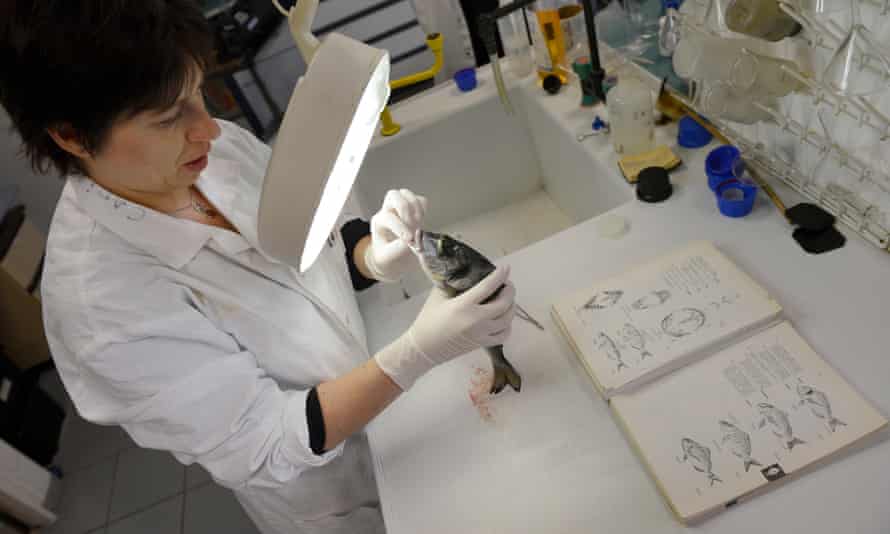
{"left": 36, "top": 370, "right": 261, "bottom": 534}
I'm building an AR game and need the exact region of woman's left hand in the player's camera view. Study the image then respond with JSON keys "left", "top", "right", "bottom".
{"left": 365, "top": 189, "right": 428, "bottom": 282}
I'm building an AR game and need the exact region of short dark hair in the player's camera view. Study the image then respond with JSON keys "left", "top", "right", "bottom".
{"left": 0, "top": 1, "right": 215, "bottom": 177}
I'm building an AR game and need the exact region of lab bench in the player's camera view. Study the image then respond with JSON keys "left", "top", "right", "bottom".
{"left": 361, "top": 74, "right": 890, "bottom": 533}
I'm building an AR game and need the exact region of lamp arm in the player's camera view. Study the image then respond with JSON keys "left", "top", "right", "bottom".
{"left": 287, "top": 0, "right": 321, "bottom": 63}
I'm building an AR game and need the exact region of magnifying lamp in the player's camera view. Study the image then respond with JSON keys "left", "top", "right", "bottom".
{"left": 258, "top": 0, "right": 390, "bottom": 272}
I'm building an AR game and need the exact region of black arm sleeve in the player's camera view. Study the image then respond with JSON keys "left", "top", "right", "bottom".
{"left": 306, "top": 387, "right": 327, "bottom": 455}
{"left": 341, "top": 218, "right": 378, "bottom": 291}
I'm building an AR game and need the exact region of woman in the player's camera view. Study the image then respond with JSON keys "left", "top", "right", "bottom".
{"left": 0, "top": 2, "right": 515, "bottom": 533}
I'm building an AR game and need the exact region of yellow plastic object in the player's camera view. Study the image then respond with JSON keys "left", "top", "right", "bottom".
{"left": 618, "top": 145, "right": 681, "bottom": 184}
{"left": 379, "top": 33, "right": 445, "bottom": 137}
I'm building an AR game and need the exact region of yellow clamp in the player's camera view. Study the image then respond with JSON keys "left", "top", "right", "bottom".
{"left": 380, "top": 33, "right": 445, "bottom": 137}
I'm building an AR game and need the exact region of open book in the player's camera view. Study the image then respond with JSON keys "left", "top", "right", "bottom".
{"left": 551, "top": 241, "right": 887, "bottom": 523}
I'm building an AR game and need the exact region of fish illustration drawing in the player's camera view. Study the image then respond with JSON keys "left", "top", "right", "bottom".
{"left": 595, "top": 332, "right": 628, "bottom": 372}
{"left": 582, "top": 290, "right": 623, "bottom": 310}
{"left": 631, "top": 290, "right": 671, "bottom": 310}
{"left": 680, "top": 438, "right": 722, "bottom": 486}
{"left": 661, "top": 308, "right": 706, "bottom": 338}
{"left": 797, "top": 385, "right": 847, "bottom": 432}
{"left": 757, "top": 403, "right": 806, "bottom": 450}
{"left": 719, "top": 420, "right": 763, "bottom": 472}
{"left": 621, "top": 323, "right": 653, "bottom": 360}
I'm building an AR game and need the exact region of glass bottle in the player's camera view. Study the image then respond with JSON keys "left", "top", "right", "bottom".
{"left": 658, "top": 0, "right": 681, "bottom": 57}
{"left": 724, "top": 0, "right": 801, "bottom": 42}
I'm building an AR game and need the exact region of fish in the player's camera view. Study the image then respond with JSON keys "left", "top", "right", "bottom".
{"left": 719, "top": 420, "right": 762, "bottom": 472}
{"left": 414, "top": 230, "right": 522, "bottom": 394}
{"left": 757, "top": 403, "right": 805, "bottom": 450}
{"left": 661, "top": 308, "right": 706, "bottom": 338}
{"left": 595, "top": 332, "right": 628, "bottom": 372}
{"left": 631, "top": 290, "right": 671, "bottom": 310}
{"left": 680, "top": 437, "right": 722, "bottom": 486}
{"left": 621, "top": 323, "right": 653, "bottom": 360}
{"left": 582, "top": 290, "right": 623, "bottom": 310}
{"left": 797, "top": 385, "right": 846, "bottom": 432}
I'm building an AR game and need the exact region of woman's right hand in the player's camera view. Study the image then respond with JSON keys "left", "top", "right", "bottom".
{"left": 374, "top": 266, "right": 515, "bottom": 391}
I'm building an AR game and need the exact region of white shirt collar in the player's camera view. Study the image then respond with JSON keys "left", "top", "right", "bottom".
{"left": 73, "top": 152, "right": 264, "bottom": 269}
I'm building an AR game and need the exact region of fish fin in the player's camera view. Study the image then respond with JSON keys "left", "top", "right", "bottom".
{"left": 744, "top": 459, "right": 762, "bottom": 472}
{"left": 828, "top": 418, "right": 847, "bottom": 432}
{"left": 487, "top": 347, "right": 522, "bottom": 394}
{"left": 787, "top": 437, "right": 805, "bottom": 450}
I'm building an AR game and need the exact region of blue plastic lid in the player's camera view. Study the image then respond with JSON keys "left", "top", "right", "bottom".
{"left": 677, "top": 116, "right": 713, "bottom": 148}
{"left": 663, "top": 0, "right": 681, "bottom": 9}
{"left": 454, "top": 67, "right": 477, "bottom": 92}
{"left": 592, "top": 116, "right": 607, "bottom": 131}
{"left": 716, "top": 179, "right": 757, "bottom": 218}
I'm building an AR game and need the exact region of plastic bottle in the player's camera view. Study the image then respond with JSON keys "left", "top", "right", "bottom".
{"left": 658, "top": 0, "right": 681, "bottom": 57}
{"left": 607, "top": 74, "right": 655, "bottom": 156}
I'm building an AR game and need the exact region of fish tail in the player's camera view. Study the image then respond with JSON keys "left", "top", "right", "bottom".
{"left": 487, "top": 346, "right": 522, "bottom": 394}
{"left": 744, "top": 458, "right": 762, "bottom": 472}
{"left": 709, "top": 472, "right": 722, "bottom": 486}
{"left": 787, "top": 437, "right": 806, "bottom": 450}
{"left": 828, "top": 418, "right": 847, "bottom": 432}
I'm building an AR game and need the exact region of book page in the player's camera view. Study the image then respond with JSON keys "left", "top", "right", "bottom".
{"left": 611, "top": 322, "right": 887, "bottom": 522}
{"left": 552, "top": 241, "right": 782, "bottom": 395}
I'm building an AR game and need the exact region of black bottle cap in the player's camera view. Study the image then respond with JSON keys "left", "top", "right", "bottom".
{"left": 543, "top": 74, "right": 562, "bottom": 95}
{"left": 636, "top": 166, "right": 673, "bottom": 203}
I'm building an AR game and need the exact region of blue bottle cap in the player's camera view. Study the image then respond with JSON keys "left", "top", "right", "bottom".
{"left": 705, "top": 145, "right": 742, "bottom": 191}
{"left": 454, "top": 68, "right": 477, "bottom": 92}
{"left": 716, "top": 179, "right": 757, "bottom": 218}
{"left": 677, "top": 116, "right": 713, "bottom": 148}
{"left": 593, "top": 116, "right": 607, "bottom": 131}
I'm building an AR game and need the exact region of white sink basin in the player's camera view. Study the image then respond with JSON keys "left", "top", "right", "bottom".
{"left": 352, "top": 68, "right": 634, "bottom": 311}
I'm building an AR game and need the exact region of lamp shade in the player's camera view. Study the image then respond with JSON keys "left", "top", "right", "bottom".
{"left": 257, "top": 32, "right": 390, "bottom": 272}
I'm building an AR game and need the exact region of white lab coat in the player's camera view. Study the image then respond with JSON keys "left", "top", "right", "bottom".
{"left": 41, "top": 120, "right": 385, "bottom": 534}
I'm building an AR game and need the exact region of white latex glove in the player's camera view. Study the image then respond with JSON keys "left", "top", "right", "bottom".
{"left": 364, "top": 189, "right": 428, "bottom": 282}
{"left": 375, "top": 266, "right": 516, "bottom": 391}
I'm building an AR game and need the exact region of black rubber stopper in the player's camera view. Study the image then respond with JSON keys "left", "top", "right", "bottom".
{"left": 786, "top": 202, "right": 835, "bottom": 231}
{"left": 636, "top": 166, "right": 673, "bottom": 203}
{"left": 543, "top": 74, "right": 563, "bottom": 95}
{"left": 792, "top": 226, "right": 846, "bottom": 254}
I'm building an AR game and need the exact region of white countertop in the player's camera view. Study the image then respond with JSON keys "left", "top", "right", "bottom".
{"left": 363, "top": 78, "right": 890, "bottom": 534}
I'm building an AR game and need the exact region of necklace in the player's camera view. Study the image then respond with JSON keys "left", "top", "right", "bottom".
{"left": 168, "top": 188, "right": 218, "bottom": 218}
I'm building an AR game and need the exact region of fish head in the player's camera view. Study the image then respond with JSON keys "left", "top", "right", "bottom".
{"left": 681, "top": 438, "right": 694, "bottom": 453}
{"left": 415, "top": 231, "right": 494, "bottom": 293}
{"left": 796, "top": 384, "right": 813, "bottom": 397}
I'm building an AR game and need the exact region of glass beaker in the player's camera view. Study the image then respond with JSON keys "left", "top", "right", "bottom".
{"left": 607, "top": 74, "right": 656, "bottom": 156}
{"left": 729, "top": 49, "right": 807, "bottom": 97}
{"left": 497, "top": 0, "right": 535, "bottom": 76}
{"left": 559, "top": 3, "right": 588, "bottom": 63}
{"left": 697, "top": 81, "right": 775, "bottom": 123}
